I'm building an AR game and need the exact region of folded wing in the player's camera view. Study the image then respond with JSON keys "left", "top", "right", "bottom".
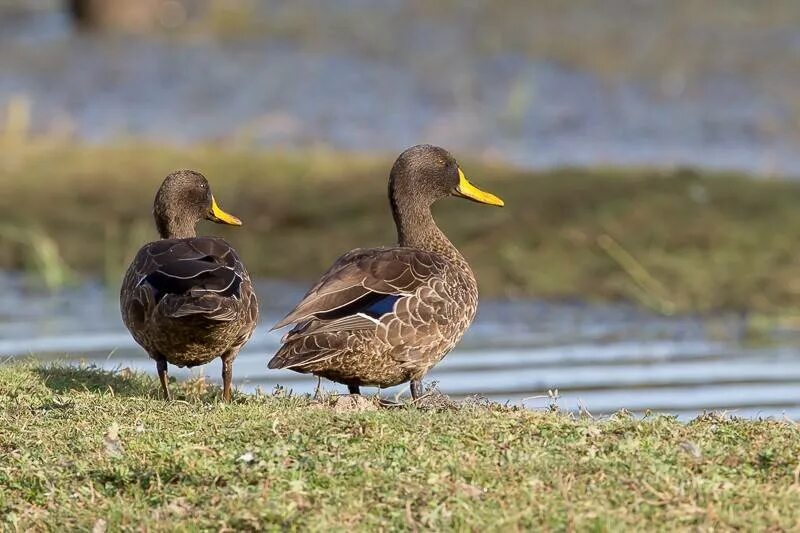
{"left": 271, "top": 247, "right": 445, "bottom": 330}
{"left": 267, "top": 247, "right": 447, "bottom": 369}
{"left": 131, "top": 237, "right": 244, "bottom": 320}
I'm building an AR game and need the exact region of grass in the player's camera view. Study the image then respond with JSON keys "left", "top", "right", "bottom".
{"left": 3, "top": 141, "right": 800, "bottom": 314}
{"left": 1, "top": 362, "right": 799, "bottom": 530}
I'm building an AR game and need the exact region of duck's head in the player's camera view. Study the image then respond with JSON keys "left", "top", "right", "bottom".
{"left": 389, "top": 144, "right": 504, "bottom": 209}
{"left": 154, "top": 170, "right": 242, "bottom": 239}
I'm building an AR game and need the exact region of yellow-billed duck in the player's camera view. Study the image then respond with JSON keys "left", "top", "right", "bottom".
{"left": 268, "top": 145, "right": 503, "bottom": 400}
{"left": 120, "top": 170, "right": 259, "bottom": 401}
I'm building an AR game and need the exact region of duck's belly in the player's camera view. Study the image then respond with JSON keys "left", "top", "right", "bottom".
{"left": 308, "top": 351, "right": 418, "bottom": 388}
{"left": 297, "top": 337, "right": 459, "bottom": 389}
{"left": 143, "top": 318, "right": 243, "bottom": 367}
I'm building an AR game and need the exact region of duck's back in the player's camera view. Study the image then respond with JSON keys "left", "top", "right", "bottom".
{"left": 121, "top": 236, "right": 258, "bottom": 365}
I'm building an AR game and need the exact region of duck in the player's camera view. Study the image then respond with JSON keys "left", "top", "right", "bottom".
{"left": 120, "top": 170, "right": 259, "bottom": 402}
{"left": 268, "top": 144, "right": 504, "bottom": 400}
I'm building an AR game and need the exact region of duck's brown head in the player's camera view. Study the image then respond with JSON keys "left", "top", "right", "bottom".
{"left": 153, "top": 170, "right": 241, "bottom": 239}
{"left": 389, "top": 144, "right": 504, "bottom": 210}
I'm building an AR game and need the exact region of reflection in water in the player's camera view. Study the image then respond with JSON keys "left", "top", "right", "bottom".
{"left": 3, "top": 273, "right": 800, "bottom": 419}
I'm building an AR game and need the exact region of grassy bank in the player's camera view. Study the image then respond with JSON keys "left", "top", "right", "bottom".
{"left": 3, "top": 142, "right": 800, "bottom": 313}
{"left": 1, "top": 363, "right": 799, "bottom": 530}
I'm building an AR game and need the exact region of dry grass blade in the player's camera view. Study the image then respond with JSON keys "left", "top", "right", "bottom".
{"left": 597, "top": 233, "right": 676, "bottom": 315}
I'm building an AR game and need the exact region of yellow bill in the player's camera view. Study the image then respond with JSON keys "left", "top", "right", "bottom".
{"left": 208, "top": 195, "right": 242, "bottom": 226}
{"left": 454, "top": 168, "right": 504, "bottom": 206}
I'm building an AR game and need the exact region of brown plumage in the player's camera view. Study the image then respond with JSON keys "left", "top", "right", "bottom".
{"left": 120, "top": 170, "right": 259, "bottom": 401}
{"left": 268, "top": 145, "right": 504, "bottom": 399}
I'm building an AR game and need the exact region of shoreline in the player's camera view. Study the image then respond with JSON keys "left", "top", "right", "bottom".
{"left": 3, "top": 142, "right": 800, "bottom": 314}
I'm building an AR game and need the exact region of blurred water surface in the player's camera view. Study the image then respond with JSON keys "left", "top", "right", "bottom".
{"left": 3, "top": 273, "right": 800, "bottom": 420}
{"left": 1, "top": 1, "right": 800, "bottom": 174}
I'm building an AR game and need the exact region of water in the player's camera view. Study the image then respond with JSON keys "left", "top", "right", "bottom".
{"left": 1, "top": 3, "right": 800, "bottom": 176}
{"left": 3, "top": 272, "right": 799, "bottom": 419}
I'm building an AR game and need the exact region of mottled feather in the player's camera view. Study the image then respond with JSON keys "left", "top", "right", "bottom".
{"left": 268, "top": 245, "right": 476, "bottom": 387}
{"left": 271, "top": 247, "right": 445, "bottom": 329}
{"left": 121, "top": 236, "right": 259, "bottom": 368}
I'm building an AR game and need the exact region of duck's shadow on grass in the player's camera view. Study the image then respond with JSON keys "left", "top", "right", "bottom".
{"left": 29, "top": 363, "right": 482, "bottom": 410}
{"left": 33, "top": 363, "right": 232, "bottom": 402}
{"left": 34, "top": 364, "right": 156, "bottom": 398}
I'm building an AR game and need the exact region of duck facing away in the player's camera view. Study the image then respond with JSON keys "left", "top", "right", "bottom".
{"left": 268, "top": 145, "right": 504, "bottom": 400}
{"left": 121, "top": 170, "right": 259, "bottom": 401}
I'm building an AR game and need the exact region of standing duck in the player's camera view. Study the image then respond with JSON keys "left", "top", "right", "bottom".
{"left": 268, "top": 145, "right": 504, "bottom": 400}
{"left": 121, "top": 170, "right": 259, "bottom": 401}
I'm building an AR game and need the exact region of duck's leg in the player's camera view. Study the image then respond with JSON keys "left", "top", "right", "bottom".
{"left": 410, "top": 379, "right": 423, "bottom": 401}
{"left": 221, "top": 350, "right": 237, "bottom": 403}
{"left": 156, "top": 356, "right": 171, "bottom": 400}
{"left": 348, "top": 384, "right": 361, "bottom": 395}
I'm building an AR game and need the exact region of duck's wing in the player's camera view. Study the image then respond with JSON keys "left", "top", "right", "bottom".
{"left": 270, "top": 246, "right": 446, "bottom": 331}
{"left": 268, "top": 246, "right": 449, "bottom": 370}
{"left": 122, "top": 237, "right": 246, "bottom": 322}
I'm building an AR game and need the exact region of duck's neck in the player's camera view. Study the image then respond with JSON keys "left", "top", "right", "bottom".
{"left": 156, "top": 216, "right": 197, "bottom": 240}
{"left": 391, "top": 194, "right": 462, "bottom": 261}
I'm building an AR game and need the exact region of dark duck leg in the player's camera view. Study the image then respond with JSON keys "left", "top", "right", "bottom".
{"left": 221, "top": 351, "right": 237, "bottom": 402}
{"left": 156, "top": 356, "right": 171, "bottom": 400}
{"left": 348, "top": 384, "right": 361, "bottom": 395}
{"left": 410, "top": 379, "right": 423, "bottom": 401}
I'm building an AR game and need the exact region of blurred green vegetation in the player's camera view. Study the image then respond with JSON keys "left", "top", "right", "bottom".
{"left": 2, "top": 141, "right": 800, "bottom": 314}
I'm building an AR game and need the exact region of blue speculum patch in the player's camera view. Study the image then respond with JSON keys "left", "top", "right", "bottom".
{"left": 360, "top": 294, "right": 401, "bottom": 318}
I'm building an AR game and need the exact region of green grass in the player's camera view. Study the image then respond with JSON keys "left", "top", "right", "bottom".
{"left": 1, "top": 363, "right": 799, "bottom": 530}
{"left": 3, "top": 141, "right": 800, "bottom": 313}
